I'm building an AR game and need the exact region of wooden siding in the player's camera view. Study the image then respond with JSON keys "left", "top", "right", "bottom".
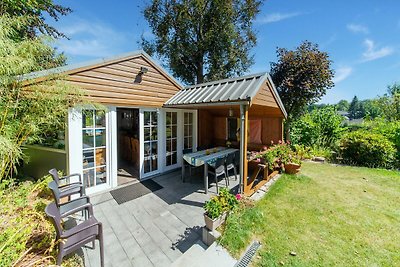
{"left": 198, "top": 109, "right": 283, "bottom": 150}
{"left": 252, "top": 81, "right": 279, "bottom": 111}
{"left": 68, "top": 55, "right": 181, "bottom": 107}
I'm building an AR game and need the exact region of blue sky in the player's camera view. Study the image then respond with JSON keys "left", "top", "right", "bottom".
{"left": 50, "top": 0, "right": 400, "bottom": 103}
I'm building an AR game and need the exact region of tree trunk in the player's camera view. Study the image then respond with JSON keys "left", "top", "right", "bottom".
{"left": 284, "top": 118, "right": 291, "bottom": 142}
{"left": 196, "top": 59, "right": 204, "bottom": 84}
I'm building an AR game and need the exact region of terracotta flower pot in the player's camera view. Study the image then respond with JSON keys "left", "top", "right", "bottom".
{"left": 284, "top": 163, "right": 301, "bottom": 174}
{"left": 204, "top": 212, "right": 226, "bottom": 231}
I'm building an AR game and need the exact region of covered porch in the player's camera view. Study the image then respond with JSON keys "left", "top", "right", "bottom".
{"left": 164, "top": 72, "right": 287, "bottom": 196}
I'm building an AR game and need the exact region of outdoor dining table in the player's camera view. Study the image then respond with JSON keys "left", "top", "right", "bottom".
{"left": 182, "top": 147, "right": 239, "bottom": 194}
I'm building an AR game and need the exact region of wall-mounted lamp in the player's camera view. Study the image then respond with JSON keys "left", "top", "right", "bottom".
{"left": 139, "top": 66, "right": 149, "bottom": 75}
{"left": 228, "top": 107, "right": 234, "bottom": 117}
{"left": 134, "top": 66, "right": 149, "bottom": 83}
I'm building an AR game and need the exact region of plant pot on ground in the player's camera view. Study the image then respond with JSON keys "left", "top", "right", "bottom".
{"left": 204, "top": 212, "right": 226, "bottom": 232}
{"left": 284, "top": 162, "right": 301, "bottom": 174}
{"left": 203, "top": 188, "right": 239, "bottom": 231}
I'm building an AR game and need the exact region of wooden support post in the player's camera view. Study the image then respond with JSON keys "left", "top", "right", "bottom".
{"left": 240, "top": 104, "right": 249, "bottom": 194}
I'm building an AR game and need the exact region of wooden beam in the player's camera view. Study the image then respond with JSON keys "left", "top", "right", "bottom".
{"left": 240, "top": 104, "right": 249, "bottom": 195}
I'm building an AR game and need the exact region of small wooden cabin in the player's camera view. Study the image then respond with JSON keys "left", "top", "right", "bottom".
{"left": 24, "top": 51, "right": 286, "bottom": 195}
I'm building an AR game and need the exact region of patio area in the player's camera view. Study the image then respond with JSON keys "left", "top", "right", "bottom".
{"left": 79, "top": 170, "right": 240, "bottom": 267}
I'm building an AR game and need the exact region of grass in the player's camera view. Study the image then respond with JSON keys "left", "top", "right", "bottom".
{"left": 220, "top": 162, "right": 400, "bottom": 266}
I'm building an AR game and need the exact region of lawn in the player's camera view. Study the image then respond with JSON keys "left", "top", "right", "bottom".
{"left": 220, "top": 162, "right": 400, "bottom": 266}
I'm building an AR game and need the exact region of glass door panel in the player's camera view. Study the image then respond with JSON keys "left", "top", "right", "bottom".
{"left": 165, "top": 112, "right": 178, "bottom": 166}
{"left": 143, "top": 110, "right": 158, "bottom": 174}
{"left": 82, "top": 109, "right": 107, "bottom": 188}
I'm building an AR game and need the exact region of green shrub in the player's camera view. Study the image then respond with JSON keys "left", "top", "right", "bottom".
{"left": 291, "top": 106, "right": 345, "bottom": 148}
{"left": 340, "top": 131, "right": 397, "bottom": 168}
{"left": 204, "top": 188, "right": 239, "bottom": 219}
{"left": 362, "top": 119, "right": 400, "bottom": 160}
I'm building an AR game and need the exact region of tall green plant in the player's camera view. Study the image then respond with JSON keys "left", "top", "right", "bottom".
{"left": 291, "top": 106, "right": 345, "bottom": 148}
{"left": 0, "top": 16, "right": 82, "bottom": 181}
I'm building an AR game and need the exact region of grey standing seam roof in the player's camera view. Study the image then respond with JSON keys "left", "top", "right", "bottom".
{"left": 165, "top": 72, "right": 268, "bottom": 106}
{"left": 164, "top": 72, "right": 287, "bottom": 118}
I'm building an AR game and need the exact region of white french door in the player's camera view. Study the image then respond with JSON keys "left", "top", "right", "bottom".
{"left": 164, "top": 111, "right": 182, "bottom": 171}
{"left": 140, "top": 109, "right": 161, "bottom": 178}
{"left": 68, "top": 107, "right": 113, "bottom": 195}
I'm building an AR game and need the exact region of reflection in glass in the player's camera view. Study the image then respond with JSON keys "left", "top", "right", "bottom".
{"left": 144, "top": 143, "right": 151, "bottom": 156}
{"left": 151, "top": 141, "right": 158, "bottom": 154}
{"left": 83, "top": 169, "right": 95, "bottom": 188}
{"left": 166, "top": 141, "right": 171, "bottom": 152}
{"left": 172, "top": 138, "right": 177, "bottom": 151}
{"left": 144, "top": 159, "right": 150, "bottom": 173}
{"left": 82, "top": 110, "right": 94, "bottom": 128}
{"left": 185, "top": 112, "right": 188, "bottom": 124}
{"left": 151, "top": 127, "right": 158, "bottom": 140}
{"left": 188, "top": 113, "right": 193, "bottom": 124}
{"left": 172, "top": 112, "right": 177, "bottom": 124}
{"left": 144, "top": 127, "right": 150, "bottom": 141}
{"left": 151, "top": 112, "right": 158, "bottom": 125}
{"left": 95, "top": 110, "right": 106, "bottom": 127}
{"left": 172, "top": 152, "right": 177, "bottom": 165}
{"left": 96, "top": 167, "right": 107, "bottom": 184}
{"left": 95, "top": 129, "right": 106, "bottom": 147}
{"left": 172, "top": 126, "right": 177, "bottom": 138}
{"left": 144, "top": 112, "right": 150, "bottom": 126}
{"left": 95, "top": 148, "right": 106, "bottom": 166}
{"left": 82, "top": 130, "right": 94, "bottom": 149}
{"left": 83, "top": 149, "right": 95, "bottom": 168}
{"left": 152, "top": 156, "right": 158, "bottom": 170}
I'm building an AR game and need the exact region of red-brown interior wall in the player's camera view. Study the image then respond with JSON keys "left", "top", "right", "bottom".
{"left": 198, "top": 109, "right": 283, "bottom": 150}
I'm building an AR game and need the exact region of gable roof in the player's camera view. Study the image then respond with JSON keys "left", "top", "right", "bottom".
{"left": 164, "top": 72, "right": 287, "bottom": 118}
{"left": 20, "top": 50, "right": 183, "bottom": 89}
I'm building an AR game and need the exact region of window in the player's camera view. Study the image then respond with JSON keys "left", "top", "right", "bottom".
{"left": 82, "top": 110, "right": 107, "bottom": 188}
{"left": 227, "top": 118, "right": 238, "bottom": 141}
{"left": 165, "top": 112, "right": 178, "bottom": 166}
{"left": 184, "top": 112, "right": 193, "bottom": 150}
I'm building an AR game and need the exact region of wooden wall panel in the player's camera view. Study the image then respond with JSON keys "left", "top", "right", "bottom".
{"left": 252, "top": 82, "right": 279, "bottom": 109}
{"left": 197, "top": 109, "right": 283, "bottom": 150}
{"left": 68, "top": 55, "right": 181, "bottom": 107}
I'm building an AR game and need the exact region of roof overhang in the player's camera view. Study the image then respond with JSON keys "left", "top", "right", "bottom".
{"left": 164, "top": 72, "right": 287, "bottom": 119}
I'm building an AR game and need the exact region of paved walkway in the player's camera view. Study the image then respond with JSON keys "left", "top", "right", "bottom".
{"left": 79, "top": 170, "right": 239, "bottom": 267}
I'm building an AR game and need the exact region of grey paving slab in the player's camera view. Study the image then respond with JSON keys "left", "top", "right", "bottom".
{"left": 77, "top": 171, "right": 239, "bottom": 267}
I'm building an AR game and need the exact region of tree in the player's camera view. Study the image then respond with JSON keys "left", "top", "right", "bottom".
{"left": 0, "top": 16, "right": 81, "bottom": 180}
{"left": 336, "top": 99, "right": 349, "bottom": 111}
{"left": 142, "top": 0, "right": 261, "bottom": 85}
{"left": 348, "top": 96, "right": 360, "bottom": 119}
{"left": 270, "top": 41, "right": 334, "bottom": 140}
{"left": 0, "top": 0, "right": 71, "bottom": 39}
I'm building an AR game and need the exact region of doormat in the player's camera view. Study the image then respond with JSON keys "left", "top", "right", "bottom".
{"left": 110, "top": 180, "right": 163, "bottom": 205}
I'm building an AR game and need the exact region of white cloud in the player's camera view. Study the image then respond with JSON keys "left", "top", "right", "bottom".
{"left": 347, "top": 23, "right": 369, "bottom": 34}
{"left": 362, "top": 39, "right": 394, "bottom": 62}
{"left": 55, "top": 19, "right": 133, "bottom": 58}
{"left": 333, "top": 66, "right": 352, "bottom": 84}
{"left": 256, "top": 12, "right": 301, "bottom": 24}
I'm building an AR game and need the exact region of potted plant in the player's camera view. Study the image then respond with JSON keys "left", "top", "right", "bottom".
{"left": 203, "top": 188, "right": 239, "bottom": 231}
{"left": 284, "top": 154, "right": 301, "bottom": 174}
{"left": 204, "top": 197, "right": 224, "bottom": 231}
